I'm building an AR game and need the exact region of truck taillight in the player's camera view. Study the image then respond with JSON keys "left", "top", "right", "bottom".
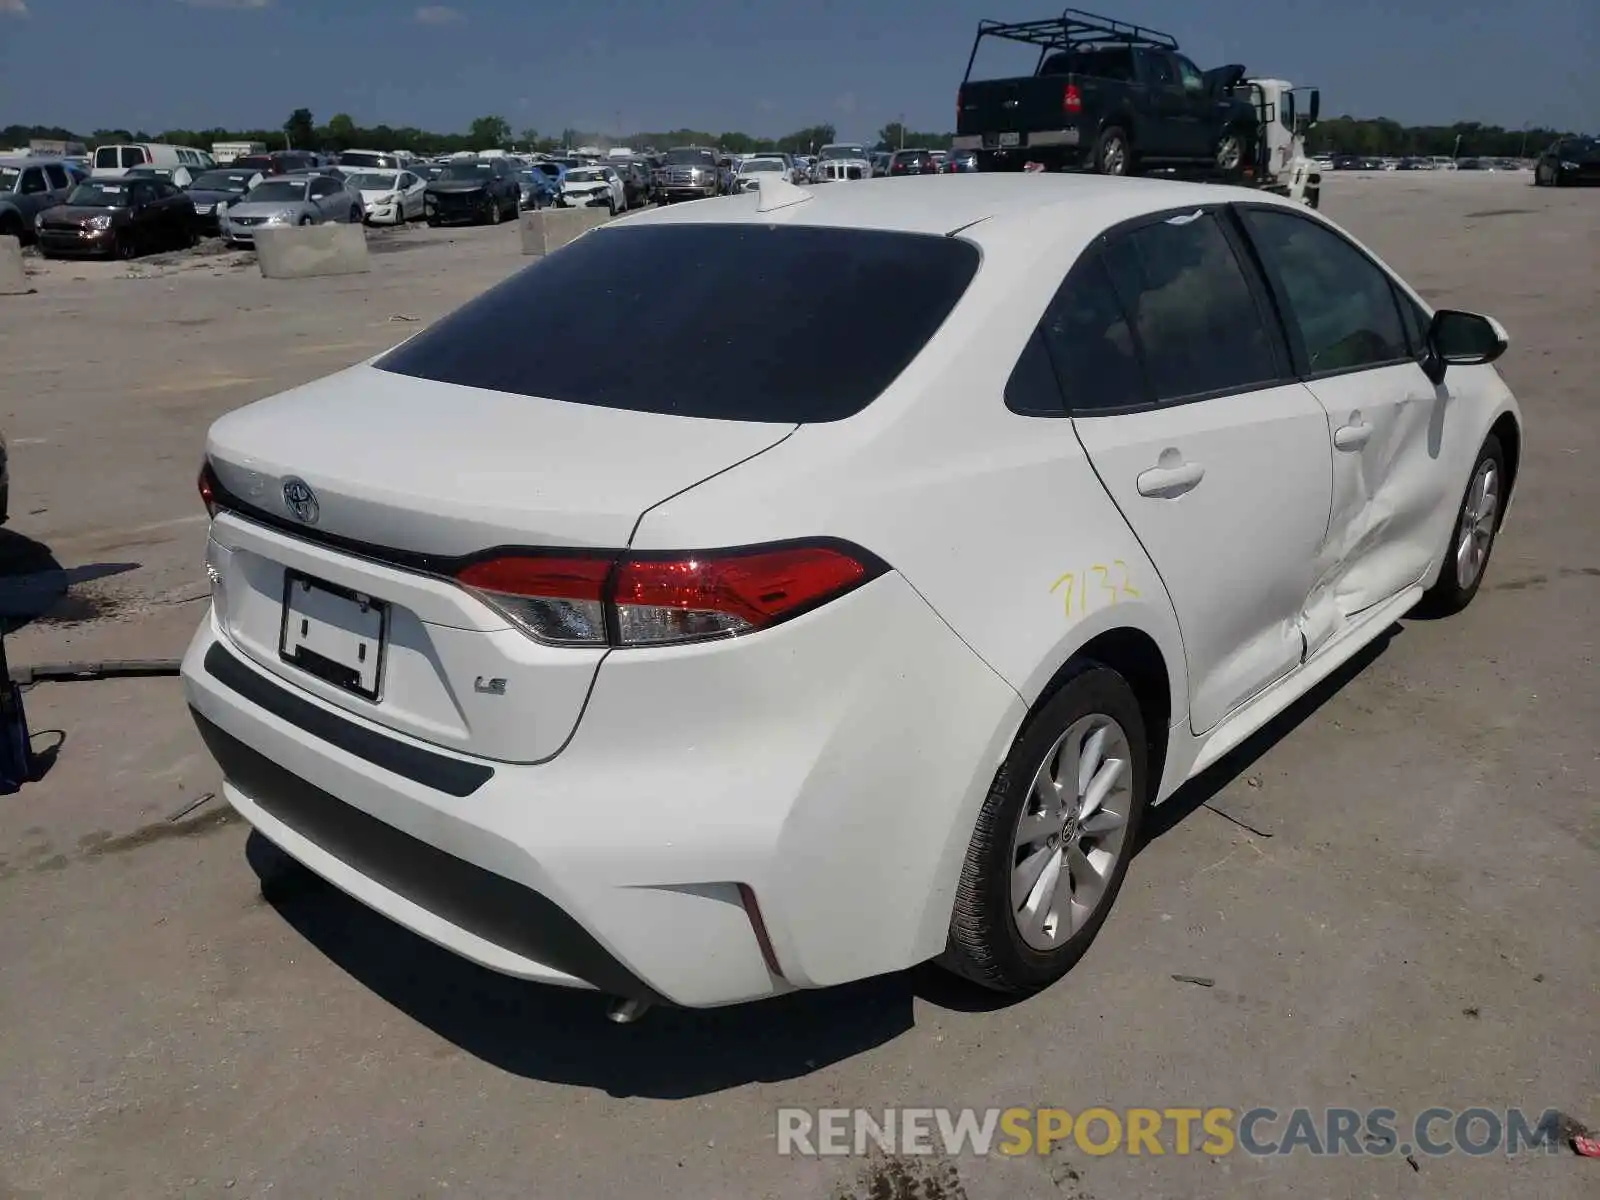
{"left": 1063, "top": 84, "right": 1083, "bottom": 114}
{"left": 454, "top": 542, "right": 884, "bottom": 648}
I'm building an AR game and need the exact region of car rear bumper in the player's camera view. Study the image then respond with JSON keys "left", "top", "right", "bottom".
{"left": 183, "top": 567, "right": 1022, "bottom": 1007}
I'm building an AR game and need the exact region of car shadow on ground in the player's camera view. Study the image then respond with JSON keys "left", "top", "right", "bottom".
{"left": 253, "top": 624, "right": 1399, "bottom": 1098}
{"left": 0, "top": 528, "right": 139, "bottom": 631}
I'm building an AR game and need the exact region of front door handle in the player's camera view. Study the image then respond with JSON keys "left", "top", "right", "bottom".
{"left": 1136, "top": 452, "right": 1206, "bottom": 498}
{"left": 1333, "top": 417, "right": 1374, "bottom": 451}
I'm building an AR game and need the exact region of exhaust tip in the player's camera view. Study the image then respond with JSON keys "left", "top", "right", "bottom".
{"left": 606, "top": 997, "right": 652, "bottom": 1024}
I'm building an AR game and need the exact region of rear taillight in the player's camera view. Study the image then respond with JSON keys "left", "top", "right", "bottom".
{"left": 453, "top": 542, "right": 882, "bottom": 649}
{"left": 1064, "top": 84, "right": 1083, "bottom": 114}
{"left": 198, "top": 461, "right": 220, "bottom": 518}
{"left": 456, "top": 554, "right": 612, "bottom": 646}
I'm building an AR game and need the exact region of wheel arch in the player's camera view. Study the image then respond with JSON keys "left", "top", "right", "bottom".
{"left": 1489, "top": 411, "right": 1521, "bottom": 512}
{"left": 1032, "top": 625, "right": 1175, "bottom": 802}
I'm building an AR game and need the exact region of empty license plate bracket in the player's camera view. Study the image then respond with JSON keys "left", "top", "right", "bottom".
{"left": 279, "top": 571, "right": 388, "bottom": 701}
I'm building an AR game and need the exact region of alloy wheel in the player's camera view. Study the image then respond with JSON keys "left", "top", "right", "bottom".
{"left": 1454, "top": 459, "right": 1500, "bottom": 590}
{"left": 1010, "top": 714, "right": 1135, "bottom": 951}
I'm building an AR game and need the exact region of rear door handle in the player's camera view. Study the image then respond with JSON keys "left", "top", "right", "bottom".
{"left": 1136, "top": 454, "right": 1206, "bottom": 498}
{"left": 1333, "top": 417, "right": 1374, "bottom": 451}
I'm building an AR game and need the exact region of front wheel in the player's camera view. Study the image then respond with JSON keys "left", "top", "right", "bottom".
{"left": 1413, "top": 434, "right": 1507, "bottom": 617}
{"left": 1093, "top": 126, "right": 1133, "bottom": 176}
{"left": 940, "top": 665, "right": 1150, "bottom": 994}
{"left": 488, "top": 200, "right": 503, "bottom": 225}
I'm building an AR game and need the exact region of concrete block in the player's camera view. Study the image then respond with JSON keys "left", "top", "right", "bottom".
{"left": 519, "top": 207, "right": 590, "bottom": 256}
{"left": 0, "top": 236, "right": 31, "bottom": 295}
{"left": 253, "top": 223, "right": 370, "bottom": 280}
{"left": 578, "top": 205, "right": 614, "bottom": 232}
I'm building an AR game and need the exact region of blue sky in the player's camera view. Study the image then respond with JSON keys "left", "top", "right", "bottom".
{"left": 0, "top": 0, "right": 1592, "bottom": 137}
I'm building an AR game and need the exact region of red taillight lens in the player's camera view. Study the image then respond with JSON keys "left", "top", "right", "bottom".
{"left": 614, "top": 545, "right": 870, "bottom": 646}
{"left": 456, "top": 554, "right": 613, "bottom": 645}
{"left": 454, "top": 543, "right": 880, "bottom": 648}
{"left": 198, "top": 461, "right": 220, "bottom": 518}
{"left": 1064, "top": 84, "right": 1083, "bottom": 114}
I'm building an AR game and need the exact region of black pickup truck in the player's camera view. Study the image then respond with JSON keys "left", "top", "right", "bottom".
{"left": 952, "top": 9, "right": 1259, "bottom": 177}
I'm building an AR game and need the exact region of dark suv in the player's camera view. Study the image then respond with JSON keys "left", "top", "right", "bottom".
{"left": 424, "top": 157, "right": 520, "bottom": 226}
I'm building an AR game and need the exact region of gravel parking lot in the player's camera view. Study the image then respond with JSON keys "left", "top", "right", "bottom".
{"left": 0, "top": 170, "right": 1595, "bottom": 1200}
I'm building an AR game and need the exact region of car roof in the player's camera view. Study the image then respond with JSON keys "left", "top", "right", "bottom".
{"left": 610, "top": 172, "right": 1293, "bottom": 238}
{"left": 1, "top": 156, "right": 70, "bottom": 168}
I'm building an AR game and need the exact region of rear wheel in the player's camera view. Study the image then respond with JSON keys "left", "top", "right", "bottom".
{"left": 1093, "top": 126, "right": 1133, "bottom": 176}
{"left": 1216, "top": 128, "right": 1250, "bottom": 180}
{"left": 1414, "top": 434, "right": 1507, "bottom": 617}
{"left": 940, "top": 665, "right": 1149, "bottom": 993}
{"left": 0, "top": 213, "right": 23, "bottom": 242}
{"left": 488, "top": 199, "right": 503, "bottom": 225}
{"left": 297, "top": 215, "right": 313, "bottom": 226}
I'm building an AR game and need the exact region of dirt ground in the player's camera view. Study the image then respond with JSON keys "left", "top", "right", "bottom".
{"left": 0, "top": 172, "right": 1595, "bottom": 1200}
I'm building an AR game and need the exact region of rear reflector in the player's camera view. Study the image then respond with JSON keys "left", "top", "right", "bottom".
{"left": 453, "top": 541, "right": 883, "bottom": 648}
{"left": 1064, "top": 84, "right": 1083, "bottom": 114}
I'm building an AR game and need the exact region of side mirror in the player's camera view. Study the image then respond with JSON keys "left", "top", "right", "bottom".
{"left": 1422, "top": 309, "right": 1509, "bottom": 384}
{"left": 1307, "top": 89, "right": 1321, "bottom": 124}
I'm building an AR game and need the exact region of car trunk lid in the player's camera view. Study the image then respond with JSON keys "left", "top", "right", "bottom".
{"left": 203, "top": 364, "right": 795, "bottom": 763}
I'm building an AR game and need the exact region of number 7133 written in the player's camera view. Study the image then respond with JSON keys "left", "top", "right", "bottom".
{"left": 1051, "top": 561, "right": 1140, "bottom": 616}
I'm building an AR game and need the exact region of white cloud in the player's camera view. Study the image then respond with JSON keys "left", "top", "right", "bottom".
{"left": 414, "top": 5, "right": 462, "bottom": 23}
{"left": 0, "top": 0, "right": 31, "bottom": 16}
{"left": 178, "top": 0, "right": 272, "bottom": 8}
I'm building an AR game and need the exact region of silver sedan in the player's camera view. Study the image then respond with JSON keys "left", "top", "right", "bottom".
{"left": 219, "top": 173, "right": 365, "bottom": 247}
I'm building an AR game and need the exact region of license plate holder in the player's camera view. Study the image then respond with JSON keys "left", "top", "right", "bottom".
{"left": 998, "top": 132, "right": 1022, "bottom": 148}
{"left": 279, "top": 571, "right": 388, "bottom": 701}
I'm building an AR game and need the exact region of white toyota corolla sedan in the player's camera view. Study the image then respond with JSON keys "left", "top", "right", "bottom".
{"left": 184, "top": 173, "right": 1522, "bottom": 1012}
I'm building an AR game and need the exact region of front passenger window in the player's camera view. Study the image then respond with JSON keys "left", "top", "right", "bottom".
{"left": 1239, "top": 208, "right": 1410, "bottom": 374}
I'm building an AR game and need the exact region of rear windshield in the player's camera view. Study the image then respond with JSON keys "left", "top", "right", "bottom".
{"left": 376, "top": 224, "right": 980, "bottom": 422}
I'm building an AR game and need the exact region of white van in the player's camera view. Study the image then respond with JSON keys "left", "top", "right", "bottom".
{"left": 91, "top": 143, "right": 215, "bottom": 178}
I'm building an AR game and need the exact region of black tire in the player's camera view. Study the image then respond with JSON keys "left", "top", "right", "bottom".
{"left": 1093, "top": 125, "right": 1134, "bottom": 176}
{"left": 1216, "top": 127, "right": 1251, "bottom": 182}
{"left": 426, "top": 216, "right": 439, "bottom": 227}
{"left": 297, "top": 215, "right": 313, "bottom": 226}
{"left": 349, "top": 206, "right": 362, "bottom": 224}
{"left": 114, "top": 231, "right": 136, "bottom": 260}
{"left": 940, "top": 665, "right": 1150, "bottom": 994}
{"left": 488, "top": 200, "right": 502, "bottom": 225}
{"left": 1413, "top": 434, "right": 1507, "bottom": 618}
{"left": 245, "top": 830, "right": 315, "bottom": 903}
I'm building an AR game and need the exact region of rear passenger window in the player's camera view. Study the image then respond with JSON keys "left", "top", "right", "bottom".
{"left": 1099, "top": 211, "right": 1278, "bottom": 402}
{"left": 1038, "top": 254, "right": 1147, "bottom": 413}
{"left": 44, "top": 165, "right": 69, "bottom": 189}
{"left": 1005, "top": 329, "right": 1069, "bottom": 416}
{"left": 1239, "top": 208, "right": 1410, "bottom": 374}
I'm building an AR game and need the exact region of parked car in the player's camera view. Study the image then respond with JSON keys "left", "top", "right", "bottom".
{"left": 220, "top": 173, "right": 363, "bottom": 247}
{"left": 656, "top": 146, "right": 720, "bottom": 202}
{"left": 953, "top": 10, "right": 1259, "bottom": 177}
{"left": 231, "top": 151, "right": 322, "bottom": 177}
{"left": 0, "top": 157, "right": 76, "bottom": 242}
{"left": 930, "top": 150, "right": 951, "bottom": 173}
{"left": 947, "top": 150, "right": 981, "bottom": 173}
{"left": 613, "top": 160, "right": 653, "bottom": 208}
{"left": 185, "top": 167, "right": 266, "bottom": 234}
{"left": 520, "top": 162, "right": 564, "bottom": 209}
{"left": 558, "top": 165, "right": 626, "bottom": 214}
{"left": 731, "top": 156, "right": 792, "bottom": 192}
{"left": 186, "top": 175, "right": 1522, "bottom": 1013}
{"left": 36, "top": 175, "right": 196, "bottom": 258}
{"left": 123, "top": 164, "right": 203, "bottom": 189}
{"left": 814, "top": 143, "right": 873, "bottom": 181}
{"left": 1533, "top": 137, "right": 1600, "bottom": 187}
{"left": 337, "top": 150, "right": 406, "bottom": 172}
{"left": 889, "top": 149, "right": 940, "bottom": 177}
{"left": 345, "top": 169, "right": 428, "bottom": 224}
{"left": 425, "top": 157, "right": 520, "bottom": 226}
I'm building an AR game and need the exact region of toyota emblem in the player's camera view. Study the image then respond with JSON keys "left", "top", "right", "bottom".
{"left": 282, "top": 477, "right": 320, "bottom": 525}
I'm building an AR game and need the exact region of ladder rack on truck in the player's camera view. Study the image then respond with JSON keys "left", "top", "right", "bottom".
{"left": 962, "top": 8, "right": 1179, "bottom": 82}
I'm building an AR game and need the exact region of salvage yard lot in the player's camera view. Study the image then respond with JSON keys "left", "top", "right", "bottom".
{"left": 0, "top": 171, "right": 1595, "bottom": 1200}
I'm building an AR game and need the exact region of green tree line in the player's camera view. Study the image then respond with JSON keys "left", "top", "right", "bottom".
{"left": 2, "top": 111, "right": 1577, "bottom": 160}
